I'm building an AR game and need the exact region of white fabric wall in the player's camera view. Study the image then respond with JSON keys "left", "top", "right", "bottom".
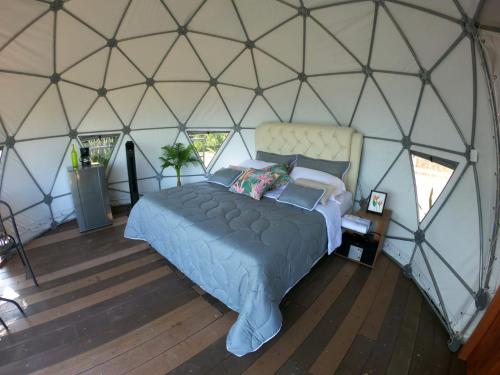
{"left": 0, "top": 0, "right": 498, "bottom": 346}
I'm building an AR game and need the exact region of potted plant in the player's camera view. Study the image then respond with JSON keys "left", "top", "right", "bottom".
{"left": 159, "top": 143, "right": 200, "bottom": 187}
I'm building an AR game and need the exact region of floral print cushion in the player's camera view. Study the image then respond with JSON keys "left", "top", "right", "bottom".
{"left": 229, "top": 168, "right": 278, "bottom": 200}
{"left": 264, "top": 163, "right": 291, "bottom": 188}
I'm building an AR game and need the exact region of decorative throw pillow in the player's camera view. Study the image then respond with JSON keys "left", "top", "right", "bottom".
{"left": 290, "top": 166, "right": 347, "bottom": 194}
{"left": 256, "top": 151, "right": 297, "bottom": 167}
{"left": 277, "top": 182, "right": 325, "bottom": 211}
{"left": 207, "top": 168, "right": 243, "bottom": 187}
{"left": 263, "top": 163, "right": 291, "bottom": 188}
{"left": 296, "top": 155, "right": 350, "bottom": 180}
{"left": 229, "top": 168, "right": 277, "bottom": 200}
{"left": 293, "top": 178, "right": 341, "bottom": 205}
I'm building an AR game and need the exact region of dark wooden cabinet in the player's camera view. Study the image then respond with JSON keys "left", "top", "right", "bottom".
{"left": 335, "top": 208, "right": 392, "bottom": 268}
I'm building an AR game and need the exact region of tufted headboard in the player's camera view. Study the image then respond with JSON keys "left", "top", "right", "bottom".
{"left": 255, "top": 122, "right": 363, "bottom": 195}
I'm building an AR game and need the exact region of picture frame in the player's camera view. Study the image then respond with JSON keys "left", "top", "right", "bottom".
{"left": 367, "top": 190, "right": 387, "bottom": 215}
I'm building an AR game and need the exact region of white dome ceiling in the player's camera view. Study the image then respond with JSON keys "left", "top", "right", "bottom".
{"left": 0, "top": 0, "right": 498, "bottom": 349}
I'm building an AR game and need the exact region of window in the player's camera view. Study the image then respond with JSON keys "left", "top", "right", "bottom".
{"left": 78, "top": 133, "right": 120, "bottom": 167}
{"left": 411, "top": 151, "right": 457, "bottom": 221}
{"left": 187, "top": 130, "right": 230, "bottom": 168}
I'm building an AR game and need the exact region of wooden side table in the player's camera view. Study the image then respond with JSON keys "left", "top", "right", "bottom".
{"left": 335, "top": 208, "right": 392, "bottom": 268}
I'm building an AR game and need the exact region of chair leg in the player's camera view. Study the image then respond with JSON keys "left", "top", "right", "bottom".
{"left": 0, "top": 297, "right": 25, "bottom": 315}
{"left": 0, "top": 316, "right": 8, "bottom": 331}
{"left": 14, "top": 242, "right": 38, "bottom": 287}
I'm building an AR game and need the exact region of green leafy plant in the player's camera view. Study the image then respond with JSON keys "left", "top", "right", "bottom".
{"left": 159, "top": 143, "right": 200, "bottom": 187}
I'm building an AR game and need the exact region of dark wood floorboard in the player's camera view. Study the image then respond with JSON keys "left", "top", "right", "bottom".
{"left": 0, "top": 217, "right": 466, "bottom": 375}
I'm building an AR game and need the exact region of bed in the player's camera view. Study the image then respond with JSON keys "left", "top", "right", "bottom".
{"left": 124, "top": 122, "right": 363, "bottom": 356}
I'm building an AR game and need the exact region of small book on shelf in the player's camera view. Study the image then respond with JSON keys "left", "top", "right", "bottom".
{"left": 341, "top": 214, "right": 371, "bottom": 234}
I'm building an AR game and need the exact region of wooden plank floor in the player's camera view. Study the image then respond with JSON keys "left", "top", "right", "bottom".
{"left": 0, "top": 210, "right": 466, "bottom": 375}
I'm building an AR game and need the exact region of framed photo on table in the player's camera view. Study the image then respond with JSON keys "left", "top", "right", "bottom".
{"left": 367, "top": 190, "right": 387, "bottom": 215}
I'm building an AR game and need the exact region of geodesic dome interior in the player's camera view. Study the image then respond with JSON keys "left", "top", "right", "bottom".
{"left": 0, "top": 0, "right": 499, "bottom": 347}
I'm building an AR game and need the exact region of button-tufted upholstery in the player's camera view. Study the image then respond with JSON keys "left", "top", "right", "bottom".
{"left": 255, "top": 122, "right": 363, "bottom": 195}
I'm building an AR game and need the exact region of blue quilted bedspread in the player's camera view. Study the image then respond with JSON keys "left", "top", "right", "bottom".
{"left": 124, "top": 182, "right": 328, "bottom": 356}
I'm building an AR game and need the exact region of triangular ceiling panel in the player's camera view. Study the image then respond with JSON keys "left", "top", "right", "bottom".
{"left": 78, "top": 97, "right": 123, "bottom": 132}
{"left": 253, "top": 49, "right": 297, "bottom": 88}
{"left": 131, "top": 128, "right": 178, "bottom": 172}
{"left": 187, "top": 87, "right": 234, "bottom": 128}
{"left": 65, "top": 0, "right": 129, "bottom": 38}
{"left": 163, "top": 0, "right": 203, "bottom": 26}
{"left": 371, "top": 6, "right": 420, "bottom": 73}
{"left": 0, "top": 12, "right": 53, "bottom": 75}
{"left": 357, "top": 138, "right": 402, "bottom": 200}
{"left": 218, "top": 49, "right": 258, "bottom": 88}
{"left": 59, "top": 82, "right": 97, "bottom": 129}
{"left": 403, "top": 0, "right": 462, "bottom": 18}
{"left": 432, "top": 38, "right": 473, "bottom": 144}
{"left": 119, "top": 33, "right": 177, "bottom": 78}
{"left": 0, "top": 122, "right": 6, "bottom": 143}
{"left": 16, "top": 85, "right": 69, "bottom": 139}
{"left": 0, "top": 74, "right": 49, "bottom": 135}
{"left": 351, "top": 78, "right": 403, "bottom": 140}
{"left": 105, "top": 49, "right": 145, "bottom": 89}
{"left": 311, "top": 2, "right": 374, "bottom": 66}
{"left": 0, "top": 150, "right": 43, "bottom": 212}
{"left": 155, "top": 37, "right": 209, "bottom": 80}
{"left": 218, "top": 85, "right": 255, "bottom": 124}
{"left": 411, "top": 87, "right": 466, "bottom": 153}
{"left": 211, "top": 132, "right": 250, "bottom": 171}
{"left": 411, "top": 245, "right": 442, "bottom": 312}
{"left": 240, "top": 96, "right": 279, "bottom": 128}
{"left": 189, "top": 34, "right": 243, "bottom": 78}
{"left": 56, "top": 11, "right": 105, "bottom": 72}
{"left": 116, "top": 0, "right": 177, "bottom": 39}
{"left": 264, "top": 80, "right": 300, "bottom": 122}
{"left": 51, "top": 194, "right": 74, "bottom": 224}
{"left": 187, "top": 129, "right": 230, "bottom": 168}
{"left": 108, "top": 135, "right": 156, "bottom": 182}
{"left": 107, "top": 85, "right": 146, "bottom": 126}
{"left": 130, "top": 88, "right": 178, "bottom": 129}
{"left": 386, "top": 3, "right": 463, "bottom": 69}
{"left": 62, "top": 48, "right": 108, "bottom": 89}
{"left": 240, "top": 129, "right": 256, "bottom": 158}
{"left": 309, "top": 74, "right": 364, "bottom": 126}
{"left": 420, "top": 242, "right": 477, "bottom": 330}
{"left": 235, "top": 0, "right": 297, "bottom": 41}
{"left": 0, "top": 0, "right": 48, "bottom": 47}
{"left": 292, "top": 84, "right": 335, "bottom": 124}
{"left": 156, "top": 82, "right": 209, "bottom": 124}
{"left": 168, "top": 131, "right": 205, "bottom": 175}
{"left": 13, "top": 203, "right": 51, "bottom": 241}
{"left": 384, "top": 238, "right": 415, "bottom": 266}
{"left": 377, "top": 150, "right": 419, "bottom": 231}
{"left": 458, "top": 0, "right": 480, "bottom": 18}
{"left": 305, "top": 17, "right": 360, "bottom": 74}
{"left": 257, "top": 17, "right": 303, "bottom": 73}
{"left": 424, "top": 168, "right": 479, "bottom": 274}
{"left": 189, "top": 0, "right": 246, "bottom": 40}
{"left": 15, "top": 137, "right": 68, "bottom": 194}
{"left": 374, "top": 73, "right": 421, "bottom": 136}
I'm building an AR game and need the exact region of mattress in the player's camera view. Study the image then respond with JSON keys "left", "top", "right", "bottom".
{"left": 124, "top": 182, "right": 342, "bottom": 356}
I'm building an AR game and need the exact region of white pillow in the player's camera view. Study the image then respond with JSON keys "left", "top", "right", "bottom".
{"left": 236, "top": 159, "right": 275, "bottom": 170}
{"left": 290, "top": 166, "right": 346, "bottom": 199}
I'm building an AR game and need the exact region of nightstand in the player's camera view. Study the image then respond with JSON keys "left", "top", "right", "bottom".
{"left": 335, "top": 208, "right": 392, "bottom": 268}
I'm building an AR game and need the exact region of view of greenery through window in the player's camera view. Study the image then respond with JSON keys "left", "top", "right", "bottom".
{"left": 411, "top": 151, "right": 457, "bottom": 221}
{"left": 79, "top": 134, "right": 120, "bottom": 166}
{"left": 187, "top": 131, "right": 229, "bottom": 167}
